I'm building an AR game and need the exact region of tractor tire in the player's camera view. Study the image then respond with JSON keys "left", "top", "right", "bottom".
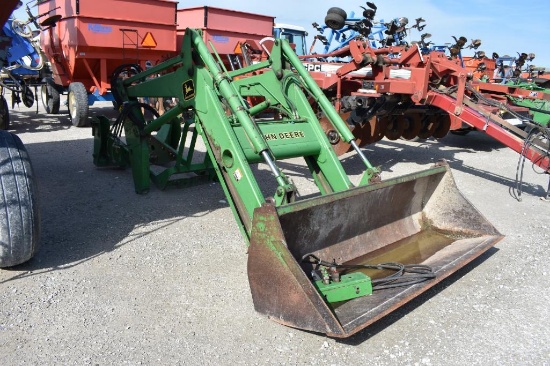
{"left": 0, "top": 130, "right": 40, "bottom": 268}
{"left": 67, "top": 82, "right": 89, "bottom": 127}
{"left": 41, "top": 77, "right": 61, "bottom": 114}
{"left": 0, "top": 96, "right": 9, "bottom": 130}
{"left": 325, "top": 13, "right": 346, "bottom": 30}
{"left": 327, "top": 7, "right": 347, "bottom": 19}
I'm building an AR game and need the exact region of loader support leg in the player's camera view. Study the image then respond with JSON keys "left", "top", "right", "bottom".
{"left": 124, "top": 122, "right": 151, "bottom": 194}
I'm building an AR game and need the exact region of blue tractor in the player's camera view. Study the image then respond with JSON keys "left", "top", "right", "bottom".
{"left": 1, "top": 0, "right": 60, "bottom": 129}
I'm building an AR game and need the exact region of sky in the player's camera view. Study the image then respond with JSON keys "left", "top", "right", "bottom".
{"left": 9, "top": 0, "right": 550, "bottom": 68}
{"left": 176, "top": 0, "right": 550, "bottom": 69}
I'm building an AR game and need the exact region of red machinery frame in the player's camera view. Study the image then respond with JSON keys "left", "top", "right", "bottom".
{"left": 286, "top": 39, "right": 550, "bottom": 172}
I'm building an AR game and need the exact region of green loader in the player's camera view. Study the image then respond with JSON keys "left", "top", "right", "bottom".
{"left": 92, "top": 29, "right": 503, "bottom": 337}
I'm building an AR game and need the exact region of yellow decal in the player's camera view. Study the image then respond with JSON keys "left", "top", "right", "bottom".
{"left": 182, "top": 80, "right": 195, "bottom": 101}
{"left": 264, "top": 131, "right": 305, "bottom": 141}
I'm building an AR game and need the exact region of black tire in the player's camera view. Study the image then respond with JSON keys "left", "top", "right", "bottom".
{"left": 0, "top": 96, "right": 9, "bottom": 130}
{"left": 41, "top": 77, "right": 61, "bottom": 114}
{"left": 325, "top": 13, "right": 346, "bottom": 30}
{"left": 110, "top": 63, "right": 143, "bottom": 108}
{"left": 22, "top": 84, "right": 35, "bottom": 108}
{"left": 327, "top": 7, "right": 347, "bottom": 19}
{"left": 67, "top": 82, "right": 89, "bottom": 127}
{"left": 0, "top": 130, "right": 40, "bottom": 268}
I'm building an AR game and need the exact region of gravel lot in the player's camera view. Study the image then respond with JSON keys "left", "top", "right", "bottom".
{"left": 1, "top": 99, "right": 549, "bottom": 365}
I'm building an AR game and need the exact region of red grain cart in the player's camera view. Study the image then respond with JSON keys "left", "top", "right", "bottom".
{"left": 38, "top": 0, "right": 177, "bottom": 126}
{"left": 177, "top": 6, "right": 274, "bottom": 69}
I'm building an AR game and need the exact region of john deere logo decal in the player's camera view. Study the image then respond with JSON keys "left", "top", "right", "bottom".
{"left": 182, "top": 80, "right": 195, "bottom": 101}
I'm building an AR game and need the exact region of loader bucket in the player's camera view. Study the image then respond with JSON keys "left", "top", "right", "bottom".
{"left": 248, "top": 164, "right": 503, "bottom": 338}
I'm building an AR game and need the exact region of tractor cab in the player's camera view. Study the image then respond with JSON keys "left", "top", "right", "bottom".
{"left": 273, "top": 23, "right": 308, "bottom": 56}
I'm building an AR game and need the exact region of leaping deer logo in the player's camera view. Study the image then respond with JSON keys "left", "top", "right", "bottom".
{"left": 182, "top": 80, "right": 195, "bottom": 101}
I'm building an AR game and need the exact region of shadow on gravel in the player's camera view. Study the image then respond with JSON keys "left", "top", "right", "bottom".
{"left": 1, "top": 137, "right": 228, "bottom": 282}
{"left": 312, "top": 131, "right": 545, "bottom": 198}
{"left": 7, "top": 100, "right": 119, "bottom": 134}
{"left": 375, "top": 133, "right": 547, "bottom": 198}
{"left": 8, "top": 107, "right": 74, "bottom": 133}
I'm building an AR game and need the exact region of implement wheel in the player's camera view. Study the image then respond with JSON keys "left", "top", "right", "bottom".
{"left": 0, "top": 130, "right": 40, "bottom": 267}
{"left": 327, "top": 7, "right": 347, "bottom": 18}
{"left": 325, "top": 13, "right": 346, "bottom": 30}
{"left": 41, "top": 77, "right": 61, "bottom": 114}
{"left": 0, "top": 95, "right": 9, "bottom": 130}
{"left": 67, "top": 82, "right": 89, "bottom": 127}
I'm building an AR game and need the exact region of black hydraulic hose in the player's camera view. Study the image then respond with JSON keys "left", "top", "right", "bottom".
{"left": 302, "top": 253, "right": 436, "bottom": 291}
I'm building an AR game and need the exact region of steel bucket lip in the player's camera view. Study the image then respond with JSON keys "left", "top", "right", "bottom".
{"left": 331, "top": 234, "right": 504, "bottom": 337}
{"left": 276, "top": 164, "right": 449, "bottom": 216}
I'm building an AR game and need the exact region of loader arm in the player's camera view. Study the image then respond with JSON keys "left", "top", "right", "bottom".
{"left": 105, "top": 29, "right": 378, "bottom": 238}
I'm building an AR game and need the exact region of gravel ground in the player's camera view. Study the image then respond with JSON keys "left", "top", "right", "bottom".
{"left": 1, "top": 99, "right": 549, "bottom": 365}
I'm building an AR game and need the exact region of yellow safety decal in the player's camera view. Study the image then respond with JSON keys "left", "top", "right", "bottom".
{"left": 141, "top": 32, "right": 157, "bottom": 48}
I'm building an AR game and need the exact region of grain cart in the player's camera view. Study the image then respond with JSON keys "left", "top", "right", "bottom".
{"left": 37, "top": 0, "right": 177, "bottom": 126}
{"left": 92, "top": 28, "right": 503, "bottom": 337}
{"left": 177, "top": 6, "right": 275, "bottom": 67}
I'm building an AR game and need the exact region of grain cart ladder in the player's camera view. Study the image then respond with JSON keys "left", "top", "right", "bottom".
{"left": 92, "top": 28, "right": 503, "bottom": 338}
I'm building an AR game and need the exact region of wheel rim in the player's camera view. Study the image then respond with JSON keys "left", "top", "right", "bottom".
{"left": 12, "top": 19, "right": 32, "bottom": 38}
{"left": 41, "top": 85, "right": 50, "bottom": 107}
{"left": 68, "top": 92, "right": 77, "bottom": 119}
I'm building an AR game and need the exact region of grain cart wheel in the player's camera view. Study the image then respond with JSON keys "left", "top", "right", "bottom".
{"left": 0, "top": 95, "right": 9, "bottom": 130}
{"left": 67, "top": 82, "right": 89, "bottom": 127}
{"left": 40, "top": 77, "right": 61, "bottom": 114}
{"left": 0, "top": 130, "right": 40, "bottom": 268}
